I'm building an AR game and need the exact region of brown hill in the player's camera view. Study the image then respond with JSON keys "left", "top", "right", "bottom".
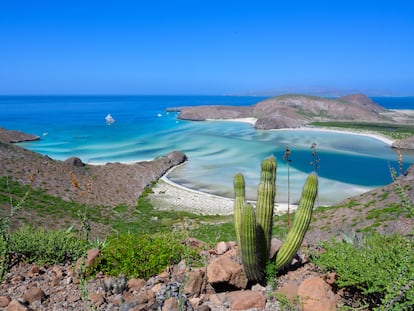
{"left": 174, "top": 94, "right": 395, "bottom": 129}
{"left": 0, "top": 131, "right": 187, "bottom": 207}
{"left": 0, "top": 127, "right": 40, "bottom": 143}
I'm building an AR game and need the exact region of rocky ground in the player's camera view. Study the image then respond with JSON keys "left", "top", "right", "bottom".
{"left": 0, "top": 239, "right": 340, "bottom": 311}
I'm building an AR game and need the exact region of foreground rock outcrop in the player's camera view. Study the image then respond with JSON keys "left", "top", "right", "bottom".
{"left": 0, "top": 240, "right": 339, "bottom": 311}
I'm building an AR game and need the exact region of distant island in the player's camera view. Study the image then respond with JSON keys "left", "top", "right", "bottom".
{"left": 168, "top": 93, "right": 414, "bottom": 149}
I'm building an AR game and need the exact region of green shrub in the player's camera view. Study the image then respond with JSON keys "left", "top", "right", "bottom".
{"left": 312, "top": 233, "right": 414, "bottom": 309}
{"left": 6, "top": 226, "right": 88, "bottom": 265}
{"left": 89, "top": 232, "right": 199, "bottom": 279}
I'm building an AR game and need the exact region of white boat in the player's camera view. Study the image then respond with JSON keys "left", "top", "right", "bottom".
{"left": 105, "top": 113, "right": 115, "bottom": 125}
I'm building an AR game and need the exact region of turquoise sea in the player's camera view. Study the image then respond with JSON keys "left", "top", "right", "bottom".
{"left": 1, "top": 95, "right": 414, "bottom": 205}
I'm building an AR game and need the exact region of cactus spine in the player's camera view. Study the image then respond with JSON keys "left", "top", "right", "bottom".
{"left": 275, "top": 173, "right": 318, "bottom": 271}
{"left": 234, "top": 157, "right": 318, "bottom": 284}
{"left": 234, "top": 173, "right": 246, "bottom": 247}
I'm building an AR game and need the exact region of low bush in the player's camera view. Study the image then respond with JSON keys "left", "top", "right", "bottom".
{"left": 312, "top": 233, "right": 414, "bottom": 310}
{"left": 88, "top": 232, "right": 201, "bottom": 279}
{"left": 5, "top": 226, "right": 88, "bottom": 265}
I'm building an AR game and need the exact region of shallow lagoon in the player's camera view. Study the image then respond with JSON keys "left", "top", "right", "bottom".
{"left": 3, "top": 95, "right": 414, "bottom": 206}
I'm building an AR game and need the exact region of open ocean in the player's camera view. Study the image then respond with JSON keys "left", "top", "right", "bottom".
{"left": 1, "top": 95, "right": 414, "bottom": 206}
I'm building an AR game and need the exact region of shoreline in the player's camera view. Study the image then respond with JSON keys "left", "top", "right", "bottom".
{"left": 281, "top": 126, "right": 395, "bottom": 146}
{"left": 149, "top": 172, "right": 299, "bottom": 216}
{"left": 206, "top": 117, "right": 395, "bottom": 145}
{"left": 148, "top": 119, "right": 398, "bottom": 216}
{"left": 86, "top": 119, "right": 398, "bottom": 215}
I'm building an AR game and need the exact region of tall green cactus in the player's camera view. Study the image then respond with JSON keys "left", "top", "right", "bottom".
{"left": 239, "top": 203, "right": 264, "bottom": 282}
{"left": 234, "top": 173, "right": 246, "bottom": 247}
{"left": 256, "top": 156, "right": 277, "bottom": 267}
{"left": 234, "top": 158, "right": 318, "bottom": 284}
{"left": 275, "top": 173, "right": 318, "bottom": 271}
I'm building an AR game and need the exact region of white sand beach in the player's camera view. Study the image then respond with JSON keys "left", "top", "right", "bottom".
{"left": 282, "top": 126, "right": 395, "bottom": 146}
{"left": 207, "top": 117, "right": 396, "bottom": 145}
{"left": 149, "top": 176, "right": 298, "bottom": 216}
{"left": 206, "top": 117, "right": 258, "bottom": 125}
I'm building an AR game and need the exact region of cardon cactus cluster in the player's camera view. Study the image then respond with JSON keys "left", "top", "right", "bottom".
{"left": 234, "top": 156, "right": 318, "bottom": 283}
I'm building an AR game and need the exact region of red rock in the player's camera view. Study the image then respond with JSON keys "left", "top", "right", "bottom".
{"left": 324, "top": 272, "right": 337, "bottom": 285}
{"left": 183, "top": 268, "right": 205, "bottom": 296}
{"left": 28, "top": 265, "right": 40, "bottom": 276}
{"left": 22, "top": 287, "right": 46, "bottom": 304}
{"left": 275, "top": 281, "right": 299, "bottom": 302}
{"left": 133, "top": 289, "right": 155, "bottom": 305}
{"left": 189, "top": 297, "right": 201, "bottom": 308}
{"left": 85, "top": 248, "right": 100, "bottom": 267}
{"left": 5, "top": 299, "right": 29, "bottom": 311}
{"left": 0, "top": 295, "right": 11, "bottom": 308}
{"left": 182, "top": 237, "right": 207, "bottom": 250}
{"left": 196, "top": 305, "right": 211, "bottom": 311}
{"left": 162, "top": 297, "right": 179, "bottom": 311}
{"left": 206, "top": 256, "right": 248, "bottom": 289}
{"left": 227, "top": 290, "right": 266, "bottom": 310}
{"left": 127, "top": 278, "right": 146, "bottom": 292}
{"left": 215, "top": 241, "right": 230, "bottom": 255}
{"left": 51, "top": 265, "right": 63, "bottom": 279}
{"left": 89, "top": 292, "right": 105, "bottom": 307}
{"left": 10, "top": 274, "right": 25, "bottom": 284}
{"left": 270, "top": 238, "right": 283, "bottom": 259}
{"left": 297, "top": 277, "right": 337, "bottom": 311}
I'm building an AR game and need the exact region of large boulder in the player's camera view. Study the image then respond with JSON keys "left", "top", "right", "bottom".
{"left": 297, "top": 277, "right": 337, "bottom": 311}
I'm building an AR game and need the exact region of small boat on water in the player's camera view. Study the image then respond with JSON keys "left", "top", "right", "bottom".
{"left": 105, "top": 113, "right": 115, "bottom": 125}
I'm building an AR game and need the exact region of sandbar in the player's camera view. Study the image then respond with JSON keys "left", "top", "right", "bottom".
{"left": 208, "top": 117, "right": 395, "bottom": 145}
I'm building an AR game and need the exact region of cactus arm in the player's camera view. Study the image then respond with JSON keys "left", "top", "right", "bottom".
{"left": 240, "top": 203, "right": 264, "bottom": 282}
{"left": 255, "top": 156, "right": 277, "bottom": 264}
{"left": 275, "top": 173, "right": 318, "bottom": 271}
{"left": 234, "top": 173, "right": 246, "bottom": 247}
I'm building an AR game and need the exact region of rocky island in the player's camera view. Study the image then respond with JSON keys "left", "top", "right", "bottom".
{"left": 169, "top": 93, "right": 413, "bottom": 133}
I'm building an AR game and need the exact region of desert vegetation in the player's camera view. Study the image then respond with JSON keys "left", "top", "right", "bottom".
{"left": 0, "top": 140, "right": 413, "bottom": 310}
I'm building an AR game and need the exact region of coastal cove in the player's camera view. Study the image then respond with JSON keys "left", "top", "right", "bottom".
{"left": 2, "top": 95, "right": 414, "bottom": 206}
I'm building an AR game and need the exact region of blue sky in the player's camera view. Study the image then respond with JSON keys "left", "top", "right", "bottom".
{"left": 1, "top": 1, "right": 413, "bottom": 95}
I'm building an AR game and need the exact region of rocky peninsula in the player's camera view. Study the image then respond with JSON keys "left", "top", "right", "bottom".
{"left": 0, "top": 127, "right": 40, "bottom": 143}
{"left": 0, "top": 127, "right": 187, "bottom": 207}
{"left": 169, "top": 94, "right": 414, "bottom": 149}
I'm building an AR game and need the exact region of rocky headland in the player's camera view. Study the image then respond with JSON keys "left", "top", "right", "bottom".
{"left": 170, "top": 93, "right": 414, "bottom": 135}
{"left": 0, "top": 127, "right": 40, "bottom": 143}
{"left": 0, "top": 128, "right": 187, "bottom": 207}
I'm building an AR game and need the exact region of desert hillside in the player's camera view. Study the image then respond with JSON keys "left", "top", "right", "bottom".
{"left": 0, "top": 128, "right": 187, "bottom": 207}
{"left": 172, "top": 93, "right": 413, "bottom": 130}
